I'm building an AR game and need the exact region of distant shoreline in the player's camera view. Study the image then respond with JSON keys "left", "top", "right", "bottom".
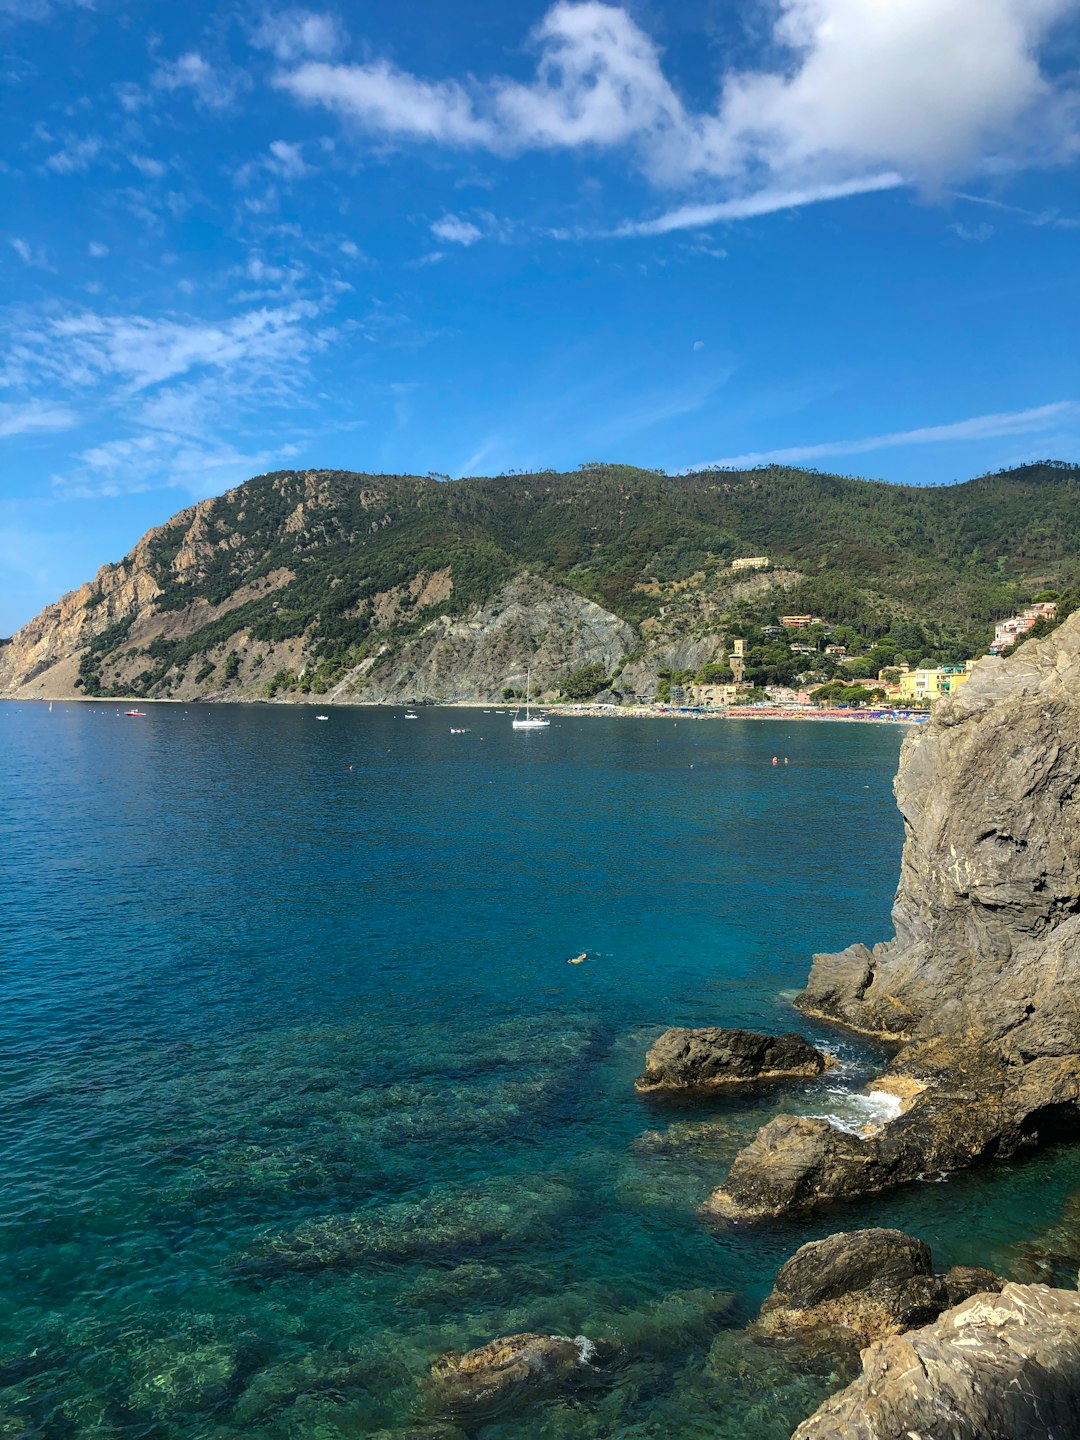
{"left": 3, "top": 695, "right": 927, "bottom": 725}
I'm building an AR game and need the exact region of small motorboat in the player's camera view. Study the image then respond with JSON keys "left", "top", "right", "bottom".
{"left": 124, "top": 709, "right": 146, "bottom": 717}
{"left": 315, "top": 714, "right": 329, "bottom": 721}
{"left": 405, "top": 712, "right": 418, "bottom": 720}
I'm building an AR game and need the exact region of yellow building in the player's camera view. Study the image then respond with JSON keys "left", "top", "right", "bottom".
{"left": 897, "top": 663, "right": 976, "bottom": 704}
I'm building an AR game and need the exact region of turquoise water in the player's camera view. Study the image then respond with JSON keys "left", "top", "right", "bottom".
{"left": 4, "top": 702, "right": 1080, "bottom": 1440}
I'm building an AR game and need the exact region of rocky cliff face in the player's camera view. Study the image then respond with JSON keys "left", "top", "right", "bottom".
{"left": 707, "top": 614, "right": 1080, "bottom": 1220}
{"left": 798, "top": 612, "right": 1080, "bottom": 1057}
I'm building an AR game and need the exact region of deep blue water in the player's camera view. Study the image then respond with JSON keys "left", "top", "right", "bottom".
{"left": 4, "top": 702, "right": 1080, "bottom": 1440}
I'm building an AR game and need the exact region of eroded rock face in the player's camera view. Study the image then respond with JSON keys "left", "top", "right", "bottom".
{"left": 755, "top": 1228, "right": 1002, "bottom": 1350}
{"left": 793, "top": 1283, "right": 1080, "bottom": 1440}
{"left": 635, "top": 1027, "right": 829, "bottom": 1093}
{"left": 798, "top": 617, "right": 1080, "bottom": 1052}
{"left": 712, "top": 617, "right": 1080, "bottom": 1220}
{"left": 426, "top": 1333, "right": 610, "bottom": 1420}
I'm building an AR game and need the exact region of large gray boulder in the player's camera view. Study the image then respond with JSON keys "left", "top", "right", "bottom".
{"left": 636, "top": 1027, "right": 830, "bottom": 1093}
{"left": 793, "top": 1283, "right": 1080, "bottom": 1439}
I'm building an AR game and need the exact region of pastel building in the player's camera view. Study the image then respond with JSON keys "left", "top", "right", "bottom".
{"left": 990, "top": 602, "right": 1058, "bottom": 654}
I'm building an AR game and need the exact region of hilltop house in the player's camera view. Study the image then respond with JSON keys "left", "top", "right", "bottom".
{"left": 990, "top": 602, "right": 1057, "bottom": 654}
{"left": 731, "top": 556, "right": 770, "bottom": 572}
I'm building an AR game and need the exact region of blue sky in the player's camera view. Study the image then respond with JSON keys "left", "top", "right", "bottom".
{"left": 3, "top": 0, "right": 1080, "bottom": 633}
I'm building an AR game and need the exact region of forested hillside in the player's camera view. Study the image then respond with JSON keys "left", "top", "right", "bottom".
{"left": 2, "top": 460, "right": 1077, "bottom": 704}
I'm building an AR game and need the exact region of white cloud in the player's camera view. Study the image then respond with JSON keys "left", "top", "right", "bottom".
{"left": 44, "top": 134, "right": 102, "bottom": 174}
{"left": 10, "top": 236, "right": 51, "bottom": 268}
{"left": 692, "top": 340, "right": 704, "bottom": 351}
{"left": 276, "top": 1, "right": 1077, "bottom": 217}
{"left": 430, "top": 214, "right": 483, "bottom": 246}
{"left": 0, "top": 399, "right": 78, "bottom": 438}
{"left": 88, "top": 241, "right": 109, "bottom": 257}
{"left": 616, "top": 173, "right": 904, "bottom": 235}
{"left": 251, "top": 8, "right": 346, "bottom": 63}
{"left": 151, "top": 52, "right": 248, "bottom": 111}
{"left": 266, "top": 139, "right": 309, "bottom": 178}
{"left": 686, "top": 401, "right": 1080, "bottom": 470}
{"left": 129, "top": 153, "right": 167, "bottom": 179}
{"left": 58, "top": 432, "right": 303, "bottom": 499}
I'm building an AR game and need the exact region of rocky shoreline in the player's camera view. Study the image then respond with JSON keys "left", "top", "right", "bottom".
{"left": 401, "top": 612, "right": 1080, "bottom": 1437}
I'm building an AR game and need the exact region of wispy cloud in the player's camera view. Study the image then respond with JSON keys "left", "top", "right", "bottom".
{"left": 10, "top": 236, "right": 51, "bottom": 269}
{"left": 150, "top": 51, "right": 249, "bottom": 111}
{"left": 0, "top": 399, "right": 78, "bottom": 438}
{"left": 954, "top": 191, "right": 1080, "bottom": 230}
{"left": 276, "top": 0, "right": 1076, "bottom": 212}
{"left": 250, "top": 8, "right": 346, "bottom": 63}
{"left": 43, "top": 133, "right": 102, "bottom": 174}
{"left": 430, "top": 214, "right": 484, "bottom": 246}
{"left": 614, "top": 173, "right": 905, "bottom": 236}
{"left": 686, "top": 401, "right": 1080, "bottom": 471}
{"left": 57, "top": 432, "right": 302, "bottom": 500}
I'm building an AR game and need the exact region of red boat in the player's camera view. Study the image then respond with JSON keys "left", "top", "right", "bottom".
{"left": 124, "top": 709, "right": 146, "bottom": 717}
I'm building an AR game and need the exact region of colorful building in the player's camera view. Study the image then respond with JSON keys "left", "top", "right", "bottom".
{"left": 990, "top": 602, "right": 1057, "bottom": 654}
{"left": 896, "top": 663, "right": 977, "bottom": 704}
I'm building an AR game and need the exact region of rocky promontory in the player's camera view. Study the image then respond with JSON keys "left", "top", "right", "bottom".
{"left": 707, "top": 613, "right": 1080, "bottom": 1221}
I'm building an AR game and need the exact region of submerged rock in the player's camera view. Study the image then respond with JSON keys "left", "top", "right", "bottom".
{"left": 236, "top": 1174, "right": 577, "bottom": 1274}
{"left": 793, "top": 1283, "right": 1080, "bottom": 1440}
{"left": 755, "top": 1228, "right": 1002, "bottom": 1350}
{"left": 425, "top": 1332, "right": 612, "bottom": 1420}
{"left": 635, "top": 1027, "right": 829, "bottom": 1093}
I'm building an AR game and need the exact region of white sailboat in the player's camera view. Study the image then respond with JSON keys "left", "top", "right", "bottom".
{"left": 512, "top": 668, "right": 550, "bottom": 729}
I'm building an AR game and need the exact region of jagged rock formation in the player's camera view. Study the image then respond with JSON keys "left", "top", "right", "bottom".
{"left": 756, "top": 1228, "right": 1002, "bottom": 1350}
{"left": 635, "top": 1027, "right": 830, "bottom": 1093}
{"left": 707, "top": 614, "right": 1080, "bottom": 1220}
{"left": 793, "top": 1283, "right": 1080, "bottom": 1440}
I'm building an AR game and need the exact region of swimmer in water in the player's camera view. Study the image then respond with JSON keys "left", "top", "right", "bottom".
{"left": 568, "top": 952, "right": 587, "bottom": 965}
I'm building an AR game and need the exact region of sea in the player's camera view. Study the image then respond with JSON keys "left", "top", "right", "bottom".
{"left": 4, "top": 701, "right": 1080, "bottom": 1440}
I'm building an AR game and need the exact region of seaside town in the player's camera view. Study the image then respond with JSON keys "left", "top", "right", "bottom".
{"left": 562, "top": 585, "right": 1060, "bottom": 724}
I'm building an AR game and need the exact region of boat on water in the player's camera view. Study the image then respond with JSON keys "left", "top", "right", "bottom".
{"left": 450, "top": 727, "right": 471, "bottom": 734}
{"left": 405, "top": 712, "right": 418, "bottom": 720}
{"left": 124, "top": 709, "right": 146, "bottom": 718}
{"left": 512, "top": 669, "right": 550, "bottom": 729}
{"left": 315, "top": 714, "right": 329, "bottom": 721}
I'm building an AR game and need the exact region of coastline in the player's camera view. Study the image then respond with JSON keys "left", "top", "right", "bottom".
{"left": 1, "top": 694, "right": 928, "bottom": 724}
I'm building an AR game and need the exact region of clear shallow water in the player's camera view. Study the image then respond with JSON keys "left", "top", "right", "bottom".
{"left": 3, "top": 702, "right": 1080, "bottom": 1440}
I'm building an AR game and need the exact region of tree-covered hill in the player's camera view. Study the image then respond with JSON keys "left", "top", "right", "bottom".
{"left": 3, "top": 459, "right": 1078, "bottom": 703}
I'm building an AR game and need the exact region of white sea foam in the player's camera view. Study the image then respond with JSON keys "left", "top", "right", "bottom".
{"left": 808, "top": 1085, "right": 903, "bottom": 1137}
{"left": 573, "top": 1335, "right": 598, "bottom": 1365}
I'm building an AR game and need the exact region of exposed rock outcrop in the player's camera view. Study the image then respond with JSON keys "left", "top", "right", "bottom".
{"left": 798, "top": 615, "right": 1080, "bottom": 1051}
{"left": 635, "top": 1027, "right": 830, "bottom": 1093}
{"left": 755, "top": 1228, "right": 1002, "bottom": 1350}
{"left": 792, "top": 1283, "right": 1080, "bottom": 1440}
{"left": 709, "top": 615, "right": 1080, "bottom": 1220}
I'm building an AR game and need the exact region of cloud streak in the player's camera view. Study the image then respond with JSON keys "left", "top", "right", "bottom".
{"left": 686, "top": 401, "right": 1080, "bottom": 471}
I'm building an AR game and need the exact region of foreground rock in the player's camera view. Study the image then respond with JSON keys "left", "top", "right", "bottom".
{"left": 711, "top": 616, "right": 1080, "bottom": 1219}
{"left": 793, "top": 1283, "right": 1080, "bottom": 1439}
{"left": 705, "top": 1039, "right": 1080, "bottom": 1220}
{"left": 426, "top": 1333, "right": 612, "bottom": 1420}
{"left": 756, "top": 1228, "right": 1001, "bottom": 1349}
{"left": 635, "top": 1027, "right": 830, "bottom": 1093}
